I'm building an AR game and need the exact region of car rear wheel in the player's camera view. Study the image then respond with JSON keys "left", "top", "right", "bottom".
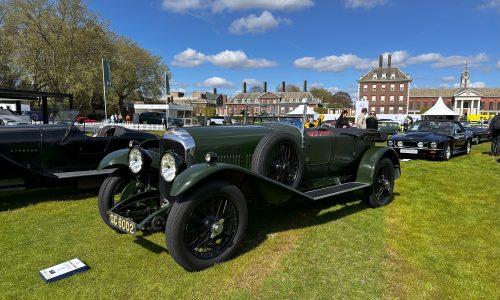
{"left": 465, "top": 140, "right": 471, "bottom": 154}
{"left": 364, "top": 158, "right": 395, "bottom": 207}
{"left": 251, "top": 132, "right": 304, "bottom": 189}
{"left": 98, "top": 169, "right": 136, "bottom": 233}
{"left": 166, "top": 181, "right": 248, "bottom": 272}
{"left": 442, "top": 143, "right": 452, "bottom": 161}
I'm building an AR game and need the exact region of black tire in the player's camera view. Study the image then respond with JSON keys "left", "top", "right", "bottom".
{"left": 364, "top": 158, "right": 395, "bottom": 207}
{"left": 98, "top": 169, "right": 135, "bottom": 233}
{"left": 465, "top": 139, "right": 472, "bottom": 154}
{"left": 441, "top": 143, "right": 452, "bottom": 161}
{"left": 251, "top": 132, "right": 304, "bottom": 189}
{"left": 166, "top": 181, "right": 248, "bottom": 272}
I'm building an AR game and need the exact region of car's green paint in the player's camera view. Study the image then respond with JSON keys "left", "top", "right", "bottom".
{"left": 97, "top": 148, "right": 160, "bottom": 171}
{"left": 355, "top": 146, "right": 400, "bottom": 184}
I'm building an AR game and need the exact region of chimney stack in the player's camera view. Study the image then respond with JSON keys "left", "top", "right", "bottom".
{"left": 379, "top": 55, "right": 383, "bottom": 68}
{"left": 303, "top": 80, "right": 307, "bottom": 92}
{"left": 243, "top": 82, "right": 247, "bottom": 93}
{"left": 387, "top": 54, "right": 392, "bottom": 68}
{"left": 282, "top": 81, "right": 286, "bottom": 92}
{"left": 263, "top": 81, "right": 267, "bottom": 93}
{"left": 213, "top": 88, "right": 217, "bottom": 94}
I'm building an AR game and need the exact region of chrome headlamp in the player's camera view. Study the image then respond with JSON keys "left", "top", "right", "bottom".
{"left": 417, "top": 142, "right": 424, "bottom": 148}
{"left": 430, "top": 141, "right": 437, "bottom": 149}
{"left": 397, "top": 141, "right": 403, "bottom": 147}
{"left": 388, "top": 140, "right": 394, "bottom": 146}
{"left": 161, "top": 151, "right": 185, "bottom": 182}
{"left": 129, "top": 147, "right": 144, "bottom": 174}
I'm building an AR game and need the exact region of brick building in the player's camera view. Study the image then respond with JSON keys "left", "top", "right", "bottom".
{"left": 357, "top": 54, "right": 412, "bottom": 115}
{"left": 172, "top": 88, "right": 227, "bottom": 116}
{"left": 224, "top": 81, "right": 321, "bottom": 116}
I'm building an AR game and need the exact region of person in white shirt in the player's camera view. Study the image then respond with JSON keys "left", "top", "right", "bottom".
{"left": 355, "top": 107, "right": 368, "bottom": 129}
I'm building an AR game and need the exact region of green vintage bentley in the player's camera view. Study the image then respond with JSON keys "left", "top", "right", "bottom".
{"left": 96, "top": 116, "right": 400, "bottom": 271}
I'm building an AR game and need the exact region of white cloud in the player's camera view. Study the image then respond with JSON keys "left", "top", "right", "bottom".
{"left": 173, "top": 88, "right": 187, "bottom": 93}
{"left": 478, "top": 0, "right": 500, "bottom": 10}
{"left": 343, "top": 0, "right": 388, "bottom": 9}
{"left": 497, "top": 61, "right": 500, "bottom": 68}
{"left": 229, "top": 11, "right": 290, "bottom": 34}
{"left": 242, "top": 78, "right": 261, "bottom": 85}
{"left": 294, "top": 54, "right": 374, "bottom": 72}
{"left": 453, "top": 81, "right": 486, "bottom": 88}
{"left": 441, "top": 76, "right": 455, "bottom": 82}
{"left": 161, "top": 0, "right": 313, "bottom": 13}
{"left": 162, "top": 0, "right": 206, "bottom": 13}
{"left": 172, "top": 48, "right": 207, "bottom": 67}
{"left": 199, "top": 77, "right": 234, "bottom": 88}
{"left": 172, "top": 48, "right": 277, "bottom": 69}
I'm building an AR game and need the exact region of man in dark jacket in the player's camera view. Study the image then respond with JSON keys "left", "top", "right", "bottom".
{"left": 489, "top": 113, "right": 500, "bottom": 156}
{"left": 366, "top": 112, "right": 379, "bottom": 130}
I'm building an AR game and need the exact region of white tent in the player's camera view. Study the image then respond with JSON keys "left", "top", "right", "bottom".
{"left": 422, "top": 97, "right": 460, "bottom": 120}
{"left": 287, "top": 105, "right": 316, "bottom": 116}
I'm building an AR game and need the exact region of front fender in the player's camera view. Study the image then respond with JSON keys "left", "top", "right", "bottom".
{"left": 97, "top": 148, "right": 160, "bottom": 171}
{"left": 170, "top": 163, "right": 300, "bottom": 205}
{"left": 356, "top": 146, "right": 400, "bottom": 184}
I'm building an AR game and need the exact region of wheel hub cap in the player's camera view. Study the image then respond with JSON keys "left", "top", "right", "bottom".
{"left": 210, "top": 218, "right": 225, "bottom": 238}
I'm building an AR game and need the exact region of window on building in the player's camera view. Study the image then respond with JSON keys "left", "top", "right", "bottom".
{"left": 382, "top": 73, "right": 387, "bottom": 79}
{"left": 241, "top": 99, "right": 245, "bottom": 103}
{"left": 233, "top": 99, "right": 238, "bottom": 103}
{"left": 379, "top": 107, "right": 385, "bottom": 113}
{"left": 372, "top": 85, "right": 377, "bottom": 92}
{"left": 373, "top": 73, "right": 378, "bottom": 79}
{"left": 399, "top": 84, "right": 404, "bottom": 91}
{"left": 381, "top": 96, "right": 385, "bottom": 102}
{"left": 390, "top": 84, "right": 395, "bottom": 91}
{"left": 390, "top": 96, "right": 395, "bottom": 102}
{"left": 489, "top": 102, "right": 494, "bottom": 110}
{"left": 480, "top": 102, "right": 484, "bottom": 110}
{"left": 281, "top": 107, "right": 285, "bottom": 112}
{"left": 398, "top": 107, "right": 403, "bottom": 113}
{"left": 389, "top": 107, "right": 394, "bottom": 113}
{"left": 371, "top": 95, "right": 376, "bottom": 102}
{"left": 370, "top": 107, "right": 376, "bottom": 112}
{"left": 399, "top": 95, "right": 404, "bottom": 102}
{"left": 363, "top": 85, "right": 368, "bottom": 92}
{"left": 424, "top": 102, "right": 428, "bottom": 108}
{"left": 416, "top": 103, "right": 420, "bottom": 110}
{"left": 381, "top": 85, "right": 386, "bottom": 92}
{"left": 409, "top": 101, "right": 413, "bottom": 110}
{"left": 255, "top": 98, "right": 259, "bottom": 103}
{"left": 391, "top": 73, "right": 396, "bottom": 79}
{"left": 497, "top": 102, "right": 500, "bottom": 110}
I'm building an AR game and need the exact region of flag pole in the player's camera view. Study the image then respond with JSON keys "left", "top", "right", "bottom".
{"left": 101, "top": 58, "right": 108, "bottom": 122}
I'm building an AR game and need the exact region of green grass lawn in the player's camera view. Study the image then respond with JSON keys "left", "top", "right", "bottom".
{"left": 0, "top": 143, "right": 499, "bottom": 299}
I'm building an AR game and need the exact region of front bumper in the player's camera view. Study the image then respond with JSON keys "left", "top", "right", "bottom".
{"left": 391, "top": 147, "right": 443, "bottom": 158}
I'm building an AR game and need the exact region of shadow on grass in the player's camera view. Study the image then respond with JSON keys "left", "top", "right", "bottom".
{"left": 0, "top": 187, "right": 99, "bottom": 212}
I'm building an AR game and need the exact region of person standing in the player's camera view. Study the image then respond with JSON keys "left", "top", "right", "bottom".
{"left": 355, "top": 107, "right": 367, "bottom": 129}
{"left": 335, "top": 110, "right": 350, "bottom": 128}
{"left": 489, "top": 113, "right": 500, "bottom": 156}
{"left": 366, "top": 112, "right": 379, "bottom": 130}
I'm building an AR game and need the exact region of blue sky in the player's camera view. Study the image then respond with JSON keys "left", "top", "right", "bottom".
{"left": 88, "top": 0, "right": 500, "bottom": 99}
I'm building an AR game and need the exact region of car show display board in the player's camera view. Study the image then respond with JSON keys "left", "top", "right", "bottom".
{"left": 39, "top": 258, "right": 88, "bottom": 283}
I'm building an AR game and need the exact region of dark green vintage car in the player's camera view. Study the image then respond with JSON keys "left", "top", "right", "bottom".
{"left": 96, "top": 116, "right": 400, "bottom": 271}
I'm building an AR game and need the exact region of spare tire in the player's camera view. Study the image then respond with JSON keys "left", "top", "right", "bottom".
{"left": 251, "top": 132, "right": 304, "bottom": 189}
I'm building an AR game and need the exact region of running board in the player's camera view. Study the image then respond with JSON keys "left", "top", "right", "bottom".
{"left": 54, "top": 168, "right": 116, "bottom": 179}
{"left": 304, "top": 182, "right": 370, "bottom": 201}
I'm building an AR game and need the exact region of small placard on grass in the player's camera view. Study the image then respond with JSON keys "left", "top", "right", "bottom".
{"left": 39, "top": 258, "right": 88, "bottom": 283}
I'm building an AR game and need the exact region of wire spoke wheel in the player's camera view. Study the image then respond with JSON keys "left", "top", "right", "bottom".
{"left": 364, "top": 158, "right": 395, "bottom": 207}
{"left": 266, "top": 143, "right": 300, "bottom": 186}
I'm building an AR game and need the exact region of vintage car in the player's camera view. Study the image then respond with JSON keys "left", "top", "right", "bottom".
{"left": 0, "top": 108, "right": 30, "bottom": 125}
{"left": 96, "top": 115, "right": 401, "bottom": 271}
{"left": 388, "top": 120, "right": 473, "bottom": 160}
{"left": 0, "top": 110, "right": 158, "bottom": 189}
{"left": 460, "top": 121, "right": 491, "bottom": 144}
{"left": 378, "top": 120, "right": 401, "bottom": 135}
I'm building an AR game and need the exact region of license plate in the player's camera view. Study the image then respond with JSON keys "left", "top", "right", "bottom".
{"left": 109, "top": 212, "right": 136, "bottom": 235}
{"left": 400, "top": 148, "right": 418, "bottom": 154}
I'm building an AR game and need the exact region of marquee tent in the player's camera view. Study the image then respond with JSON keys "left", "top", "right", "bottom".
{"left": 422, "top": 97, "right": 460, "bottom": 120}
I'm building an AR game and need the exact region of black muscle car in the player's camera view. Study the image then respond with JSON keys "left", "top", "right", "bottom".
{"left": 388, "top": 120, "right": 473, "bottom": 160}
{"left": 0, "top": 110, "right": 158, "bottom": 189}
{"left": 460, "top": 121, "right": 491, "bottom": 144}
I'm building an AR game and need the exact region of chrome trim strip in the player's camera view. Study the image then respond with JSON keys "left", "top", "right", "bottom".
{"left": 163, "top": 128, "right": 196, "bottom": 159}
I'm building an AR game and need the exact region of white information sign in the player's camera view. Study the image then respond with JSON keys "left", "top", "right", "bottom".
{"left": 39, "top": 258, "right": 88, "bottom": 283}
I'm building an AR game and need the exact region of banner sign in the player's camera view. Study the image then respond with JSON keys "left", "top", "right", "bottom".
{"left": 103, "top": 60, "right": 112, "bottom": 87}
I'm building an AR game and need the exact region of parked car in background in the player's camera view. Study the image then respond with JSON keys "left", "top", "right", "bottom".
{"left": 139, "top": 112, "right": 184, "bottom": 127}
{"left": 0, "top": 110, "right": 158, "bottom": 190}
{"left": 388, "top": 120, "right": 473, "bottom": 160}
{"left": 378, "top": 120, "right": 401, "bottom": 135}
{"left": 0, "top": 108, "right": 30, "bottom": 125}
{"left": 207, "top": 116, "right": 226, "bottom": 125}
{"left": 460, "top": 121, "right": 491, "bottom": 144}
{"left": 76, "top": 116, "right": 97, "bottom": 123}
{"left": 97, "top": 115, "right": 401, "bottom": 271}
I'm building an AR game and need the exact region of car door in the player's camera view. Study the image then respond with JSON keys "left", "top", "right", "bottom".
{"left": 452, "top": 123, "right": 466, "bottom": 149}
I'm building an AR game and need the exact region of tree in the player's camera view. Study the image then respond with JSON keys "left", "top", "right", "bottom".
{"left": 331, "top": 91, "right": 353, "bottom": 108}
{"left": 203, "top": 107, "right": 216, "bottom": 116}
{"left": 314, "top": 107, "right": 328, "bottom": 114}
{"left": 109, "top": 36, "right": 169, "bottom": 115}
{"left": 249, "top": 85, "right": 263, "bottom": 93}
{"left": 310, "top": 87, "right": 333, "bottom": 103}
{"left": 275, "top": 83, "right": 300, "bottom": 92}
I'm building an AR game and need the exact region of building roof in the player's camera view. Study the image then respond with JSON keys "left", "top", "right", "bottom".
{"left": 410, "top": 87, "right": 500, "bottom": 98}
{"left": 358, "top": 67, "right": 411, "bottom": 82}
{"left": 230, "top": 91, "right": 318, "bottom": 104}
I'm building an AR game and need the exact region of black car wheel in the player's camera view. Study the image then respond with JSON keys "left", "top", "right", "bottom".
{"left": 364, "top": 158, "right": 395, "bottom": 207}
{"left": 465, "top": 140, "right": 472, "bottom": 154}
{"left": 166, "top": 181, "right": 248, "bottom": 272}
{"left": 251, "top": 132, "right": 304, "bottom": 189}
{"left": 98, "top": 169, "right": 136, "bottom": 233}
{"left": 442, "top": 143, "right": 452, "bottom": 161}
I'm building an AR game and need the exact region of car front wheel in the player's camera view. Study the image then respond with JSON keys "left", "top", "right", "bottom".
{"left": 442, "top": 143, "right": 452, "bottom": 161}
{"left": 364, "top": 158, "right": 395, "bottom": 207}
{"left": 165, "top": 181, "right": 248, "bottom": 272}
{"left": 465, "top": 140, "right": 471, "bottom": 154}
{"left": 98, "top": 169, "right": 136, "bottom": 233}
